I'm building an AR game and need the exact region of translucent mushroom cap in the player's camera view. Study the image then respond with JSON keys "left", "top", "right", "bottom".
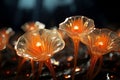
{"left": 15, "top": 29, "right": 65, "bottom": 61}
{"left": 59, "top": 16, "right": 95, "bottom": 39}
{"left": 0, "top": 27, "right": 14, "bottom": 50}
{"left": 81, "top": 28, "right": 120, "bottom": 56}
{"left": 21, "top": 21, "right": 45, "bottom": 32}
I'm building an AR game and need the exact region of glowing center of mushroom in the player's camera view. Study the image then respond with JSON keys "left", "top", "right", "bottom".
{"left": 29, "top": 26, "right": 34, "bottom": 30}
{"left": 36, "top": 42, "right": 41, "bottom": 47}
{"left": 95, "top": 39, "right": 106, "bottom": 48}
{"left": 70, "top": 19, "right": 84, "bottom": 33}
{"left": 94, "top": 35, "right": 110, "bottom": 52}
{"left": 74, "top": 26, "right": 79, "bottom": 30}
{"left": 98, "top": 41, "right": 104, "bottom": 46}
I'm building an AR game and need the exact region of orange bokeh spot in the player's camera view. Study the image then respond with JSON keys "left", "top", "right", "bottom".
{"left": 0, "top": 30, "right": 7, "bottom": 50}
{"left": 0, "top": 36, "right": 3, "bottom": 49}
{"left": 0, "top": 29, "right": 8, "bottom": 39}
{"left": 26, "top": 22, "right": 36, "bottom": 31}
{"left": 21, "top": 21, "right": 45, "bottom": 32}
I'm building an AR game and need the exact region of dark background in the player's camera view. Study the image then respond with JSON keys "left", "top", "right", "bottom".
{"left": 0, "top": 0, "right": 119, "bottom": 31}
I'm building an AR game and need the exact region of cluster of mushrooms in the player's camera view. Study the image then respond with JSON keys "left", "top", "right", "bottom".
{"left": 1, "top": 16, "right": 120, "bottom": 80}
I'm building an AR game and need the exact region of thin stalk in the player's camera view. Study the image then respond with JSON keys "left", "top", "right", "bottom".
{"left": 72, "top": 38, "right": 79, "bottom": 80}
{"left": 92, "top": 56, "right": 103, "bottom": 79}
{"left": 87, "top": 55, "right": 99, "bottom": 80}
{"left": 15, "top": 58, "right": 26, "bottom": 80}
{"left": 45, "top": 59, "right": 57, "bottom": 80}
{"left": 36, "top": 61, "right": 44, "bottom": 80}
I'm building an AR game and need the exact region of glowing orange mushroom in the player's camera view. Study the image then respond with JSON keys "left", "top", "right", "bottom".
{"left": 0, "top": 27, "right": 14, "bottom": 50}
{"left": 21, "top": 21, "right": 45, "bottom": 32}
{"left": 15, "top": 29, "right": 65, "bottom": 80}
{"left": 81, "top": 28, "right": 120, "bottom": 80}
{"left": 59, "top": 16, "right": 95, "bottom": 79}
